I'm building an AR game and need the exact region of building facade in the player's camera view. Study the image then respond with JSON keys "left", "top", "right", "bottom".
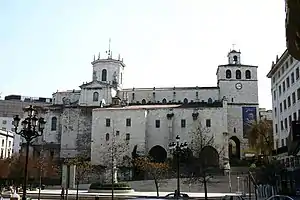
{"left": 267, "top": 50, "right": 300, "bottom": 150}
{"left": 0, "top": 130, "right": 14, "bottom": 159}
{"left": 37, "top": 48, "right": 261, "bottom": 169}
{"left": 0, "top": 96, "right": 52, "bottom": 155}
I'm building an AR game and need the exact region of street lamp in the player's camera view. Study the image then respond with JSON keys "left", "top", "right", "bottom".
{"left": 12, "top": 105, "right": 46, "bottom": 200}
{"left": 169, "top": 135, "right": 188, "bottom": 197}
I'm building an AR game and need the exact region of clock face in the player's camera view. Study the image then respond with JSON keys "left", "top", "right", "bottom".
{"left": 235, "top": 83, "right": 242, "bottom": 90}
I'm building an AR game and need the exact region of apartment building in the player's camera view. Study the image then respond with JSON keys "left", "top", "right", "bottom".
{"left": 0, "top": 130, "right": 14, "bottom": 158}
{"left": 267, "top": 49, "right": 300, "bottom": 158}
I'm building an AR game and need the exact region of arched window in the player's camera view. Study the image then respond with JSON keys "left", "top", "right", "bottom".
{"left": 101, "top": 69, "right": 107, "bottom": 81}
{"left": 142, "top": 99, "right": 146, "bottom": 104}
{"left": 93, "top": 92, "right": 99, "bottom": 101}
{"left": 183, "top": 98, "right": 188, "bottom": 104}
{"left": 208, "top": 98, "right": 213, "bottom": 103}
{"left": 233, "top": 55, "right": 238, "bottom": 62}
{"left": 236, "top": 70, "right": 241, "bottom": 79}
{"left": 51, "top": 117, "right": 57, "bottom": 131}
{"left": 162, "top": 98, "right": 167, "bottom": 104}
{"left": 120, "top": 73, "right": 123, "bottom": 84}
{"left": 226, "top": 70, "right": 232, "bottom": 79}
{"left": 105, "top": 133, "right": 109, "bottom": 141}
{"left": 245, "top": 70, "right": 251, "bottom": 79}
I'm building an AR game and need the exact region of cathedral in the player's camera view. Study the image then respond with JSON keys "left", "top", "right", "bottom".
{"left": 40, "top": 48, "right": 259, "bottom": 169}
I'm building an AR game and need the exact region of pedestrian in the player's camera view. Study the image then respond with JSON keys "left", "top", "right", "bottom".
{"left": 61, "top": 187, "right": 65, "bottom": 200}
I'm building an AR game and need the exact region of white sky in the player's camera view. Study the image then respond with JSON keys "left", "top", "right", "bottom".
{"left": 0, "top": 0, "right": 287, "bottom": 110}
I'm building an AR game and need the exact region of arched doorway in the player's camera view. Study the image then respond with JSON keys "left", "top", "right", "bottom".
{"left": 199, "top": 146, "right": 219, "bottom": 167}
{"left": 149, "top": 145, "right": 167, "bottom": 163}
{"left": 229, "top": 136, "right": 241, "bottom": 160}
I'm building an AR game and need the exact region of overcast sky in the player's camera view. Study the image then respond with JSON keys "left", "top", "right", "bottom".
{"left": 0, "top": 0, "right": 286, "bottom": 109}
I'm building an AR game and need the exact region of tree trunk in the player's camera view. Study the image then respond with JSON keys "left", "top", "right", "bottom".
{"left": 203, "top": 173, "right": 208, "bottom": 200}
{"left": 76, "top": 180, "right": 79, "bottom": 200}
{"left": 154, "top": 178, "right": 159, "bottom": 197}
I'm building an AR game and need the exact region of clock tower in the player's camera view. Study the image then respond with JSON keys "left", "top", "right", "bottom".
{"left": 216, "top": 49, "right": 259, "bottom": 105}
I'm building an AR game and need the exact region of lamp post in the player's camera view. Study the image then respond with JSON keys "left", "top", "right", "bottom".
{"left": 13, "top": 105, "right": 46, "bottom": 200}
{"left": 169, "top": 135, "right": 188, "bottom": 197}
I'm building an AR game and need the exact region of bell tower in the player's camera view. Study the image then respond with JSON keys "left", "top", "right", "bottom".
{"left": 91, "top": 39, "right": 125, "bottom": 90}
{"left": 217, "top": 48, "right": 258, "bottom": 104}
{"left": 228, "top": 49, "right": 241, "bottom": 65}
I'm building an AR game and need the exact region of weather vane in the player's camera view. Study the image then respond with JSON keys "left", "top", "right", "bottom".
{"left": 106, "top": 38, "right": 111, "bottom": 58}
{"left": 232, "top": 43, "right": 236, "bottom": 50}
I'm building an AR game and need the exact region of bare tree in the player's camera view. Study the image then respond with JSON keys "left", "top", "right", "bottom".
{"left": 134, "top": 157, "right": 169, "bottom": 196}
{"left": 68, "top": 156, "right": 92, "bottom": 200}
{"left": 184, "top": 120, "right": 225, "bottom": 200}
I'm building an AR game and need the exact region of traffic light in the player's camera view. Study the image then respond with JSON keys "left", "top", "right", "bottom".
{"left": 286, "top": 0, "right": 300, "bottom": 61}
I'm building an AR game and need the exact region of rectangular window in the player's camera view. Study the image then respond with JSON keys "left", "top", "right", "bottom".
{"left": 296, "top": 67, "right": 300, "bottom": 80}
{"left": 287, "top": 77, "right": 290, "bottom": 88}
{"left": 278, "top": 71, "right": 281, "bottom": 78}
{"left": 105, "top": 118, "right": 111, "bottom": 127}
{"left": 273, "top": 90, "right": 276, "bottom": 100}
{"left": 2, "top": 120, "right": 6, "bottom": 125}
{"left": 8, "top": 141, "right": 11, "bottom": 147}
{"left": 282, "top": 67, "right": 285, "bottom": 74}
{"left": 281, "top": 120, "right": 284, "bottom": 130}
{"left": 281, "top": 139, "right": 285, "bottom": 147}
{"left": 272, "top": 77, "right": 275, "bottom": 83}
{"left": 292, "top": 92, "right": 296, "bottom": 104}
{"left": 155, "top": 120, "right": 160, "bottom": 128}
{"left": 125, "top": 133, "right": 130, "bottom": 141}
{"left": 284, "top": 100, "right": 287, "bottom": 110}
{"left": 294, "top": 112, "right": 297, "bottom": 120}
{"left": 283, "top": 82, "right": 286, "bottom": 92}
{"left": 279, "top": 85, "right": 282, "bottom": 96}
{"left": 196, "top": 91, "right": 199, "bottom": 97}
{"left": 116, "top": 131, "right": 120, "bottom": 136}
{"left": 298, "top": 88, "right": 300, "bottom": 100}
{"left": 1, "top": 140, "right": 4, "bottom": 147}
{"left": 126, "top": 118, "right": 131, "bottom": 127}
{"left": 0, "top": 149, "right": 3, "bottom": 159}
{"left": 181, "top": 119, "right": 186, "bottom": 128}
{"left": 285, "top": 118, "right": 288, "bottom": 129}
{"left": 289, "top": 115, "right": 292, "bottom": 125}
{"left": 291, "top": 72, "right": 295, "bottom": 84}
{"left": 1, "top": 127, "right": 6, "bottom": 131}
{"left": 280, "top": 103, "right": 283, "bottom": 112}
{"left": 275, "top": 124, "right": 278, "bottom": 133}
{"left": 206, "top": 119, "right": 211, "bottom": 127}
{"left": 132, "top": 93, "right": 135, "bottom": 100}
{"left": 288, "top": 96, "right": 291, "bottom": 107}
{"left": 274, "top": 107, "right": 277, "bottom": 116}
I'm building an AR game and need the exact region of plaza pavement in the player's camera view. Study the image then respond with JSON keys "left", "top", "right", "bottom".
{"left": 2, "top": 189, "right": 241, "bottom": 199}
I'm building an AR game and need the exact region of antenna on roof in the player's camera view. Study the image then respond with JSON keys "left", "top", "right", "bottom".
{"left": 106, "top": 38, "right": 111, "bottom": 59}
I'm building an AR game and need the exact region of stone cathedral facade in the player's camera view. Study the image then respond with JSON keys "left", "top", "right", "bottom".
{"left": 38, "top": 48, "right": 259, "bottom": 168}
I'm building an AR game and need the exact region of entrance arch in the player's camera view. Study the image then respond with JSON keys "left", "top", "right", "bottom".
{"left": 149, "top": 145, "right": 167, "bottom": 163}
{"left": 229, "top": 136, "right": 241, "bottom": 160}
{"left": 199, "top": 146, "right": 219, "bottom": 167}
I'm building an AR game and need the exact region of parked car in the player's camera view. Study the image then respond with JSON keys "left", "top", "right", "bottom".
{"left": 265, "top": 195, "right": 295, "bottom": 200}
{"left": 165, "top": 192, "right": 189, "bottom": 199}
